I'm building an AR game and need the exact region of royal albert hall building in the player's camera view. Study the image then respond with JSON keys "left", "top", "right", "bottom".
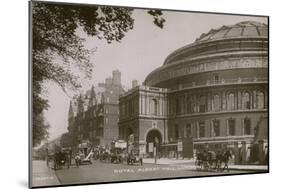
{"left": 119, "top": 21, "right": 268, "bottom": 164}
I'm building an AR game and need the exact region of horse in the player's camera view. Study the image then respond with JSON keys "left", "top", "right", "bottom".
{"left": 195, "top": 152, "right": 207, "bottom": 170}
{"left": 206, "top": 150, "right": 219, "bottom": 170}
{"left": 217, "top": 150, "right": 232, "bottom": 171}
{"left": 195, "top": 150, "right": 216, "bottom": 171}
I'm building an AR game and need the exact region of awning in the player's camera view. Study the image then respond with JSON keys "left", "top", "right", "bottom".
{"left": 78, "top": 142, "right": 88, "bottom": 149}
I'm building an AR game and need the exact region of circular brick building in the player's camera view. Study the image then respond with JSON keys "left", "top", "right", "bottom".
{"left": 120, "top": 21, "right": 268, "bottom": 163}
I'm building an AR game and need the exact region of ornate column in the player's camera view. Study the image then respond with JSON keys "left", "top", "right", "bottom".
{"left": 241, "top": 141, "right": 247, "bottom": 164}
{"left": 196, "top": 122, "right": 200, "bottom": 138}
{"left": 234, "top": 142, "right": 240, "bottom": 165}
{"left": 208, "top": 92, "right": 212, "bottom": 112}
{"left": 264, "top": 90, "right": 268, "bottom": 109}
{"left": 258, "top": 140, "right": 265, "bottom": 164}
{"left": 210, "top": 120, "right": 213, "bottom": 137}
{"left": 146, "top": 95, "right": 150, "bottom": 115}
{"left": 222, "top": 91, "right": 226, "bottom": 111}
{"left": 237, "top": 90, "right": 242, "bottom": 110}
{"left": 194, "top": 94, "right": 198, "bottom": 113}
{"left": 139, "top": 94, "right": 142, "bottom": 115}
{"left": 252, "top": 90, "right": 256, "bottom": 109}
{"left": 164, "top": 119, "right": 169, "bottom": 143}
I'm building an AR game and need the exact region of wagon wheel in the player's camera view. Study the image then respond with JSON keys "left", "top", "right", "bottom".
{"left": 194, "top": 160, "right": 198, "bottom": 170}
{"left": 195, "top": 160, "right": 201, "bottom": 170}
{"left": 210, "top": 160, "right": 216, "bottom": 171}
{"left": 203, "top": 161, "right": 209, "bottom": 171}
{"left": 213, "top": 160, "right": 219, "bottom": 171}
{"left": 118, "top": 156, "right": 122, "bottom": 164}
{"left": 207, "top": 160, "right": 211, "bottom": 171}
{"left": 213, "top": 160, "right": 220, "bottom": 171}
{"left": 53, "top": 159, "right": 56, "bottom": 170}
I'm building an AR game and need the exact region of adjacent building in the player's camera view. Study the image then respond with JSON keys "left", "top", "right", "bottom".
{"left": 66, "top": 70, "right": 125, "bottom": 150}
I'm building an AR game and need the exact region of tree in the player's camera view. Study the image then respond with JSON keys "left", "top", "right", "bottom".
{"left": 31, "top": 1, "right": 165, "bottom": 147}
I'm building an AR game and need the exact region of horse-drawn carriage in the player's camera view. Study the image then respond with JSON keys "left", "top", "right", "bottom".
{"left": 110, "top": 140, "right": 127, "bottom": 164}
{"left": 99, "top": 150, "right": 111, "bottom": 163}
{"left": 50, "top": 150, "right": 70, "bottom": 170}
{"left": 195, "top": 150, "right": 232, "bottom": 172}
{"left": 126, "top": 142, "right": 143, "bottom": 166}
{"left": 46, "top": 147, "right": 71, "bottom": 170}
{"left": 127, "top": 150, "right": 143, "bottom": 165}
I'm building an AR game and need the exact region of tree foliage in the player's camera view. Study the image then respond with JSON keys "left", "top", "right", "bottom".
{"left": 31, "top": 1, "right": 165, "bottom": 147}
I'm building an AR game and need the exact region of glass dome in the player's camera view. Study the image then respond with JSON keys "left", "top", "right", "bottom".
{"left": 195, "top": 21, "right": 268, "bottom": 42}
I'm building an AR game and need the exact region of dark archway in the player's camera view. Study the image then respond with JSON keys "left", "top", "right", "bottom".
{"left": 126, "top": 127, "right": 134, "bottom": 141}
{"left": 146, "top": 129, "right": 162, "bottom": 154}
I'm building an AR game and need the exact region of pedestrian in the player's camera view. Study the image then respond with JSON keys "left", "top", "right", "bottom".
{"left": 67, "top": 152, "right": 71, "bottom": 168}
{"left": 222, "top": 150, "right": 232, "bottom": 171}
{"left": 75, "top": 153, "right": 80, "bottom": 168}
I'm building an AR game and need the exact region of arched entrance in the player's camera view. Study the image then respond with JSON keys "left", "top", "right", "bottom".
{"left": 126, "top": 127, "right": 134, "bottom": 141}
{"left": 146, "top": 129, "right": 162, "bottom": 154}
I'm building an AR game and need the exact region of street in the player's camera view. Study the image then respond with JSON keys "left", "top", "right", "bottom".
{"left": 54, "top": 160, "right": 254, "bottom": 185}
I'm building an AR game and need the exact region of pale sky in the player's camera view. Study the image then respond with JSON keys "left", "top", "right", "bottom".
{"left": 43, "top": 8, "right": 267, "bottom": 140}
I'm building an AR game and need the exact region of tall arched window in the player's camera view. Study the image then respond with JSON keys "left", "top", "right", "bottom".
{"left": 257, "top": 92, "right": 265, "bottom": 109}
{"left": 213, "top": 119, "right": 220, "bottom": 136}
{"left": 243, "top": 118, "right": 251, "bottom": 135}
{"left": 199, "top": 121, "right": 205, "bottom": 138}
{"left": 175, "top": 98, "right": 180, "bottom": 114}
{"left": 228, "top": 119, "right": 236, "bottom": 136}
{"left": 227, "top": 93, "right": 235, "bottom": 110}
{"left": 199, "top": 95, "right": 206, "bottom": 113}
{"left": 242, "top": 92, "right": 250, "bottom": 109}
{"left": 214, "top": 74, "right": 219, "bottom": 84}
{"left": 213, "top": 94, "right": 220, "bottom": 111}
{"left": 151, "top": 99, "right": 157, "bottom": 115}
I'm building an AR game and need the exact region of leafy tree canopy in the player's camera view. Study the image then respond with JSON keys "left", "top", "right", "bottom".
{"left": 31, "top": 1, "right": 165, "bottom": 147}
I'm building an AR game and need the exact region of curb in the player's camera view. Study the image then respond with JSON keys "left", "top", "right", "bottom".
{"left": 227, "top": 168, "right": 268, "bottom": 172}
{"left": 142, "top": 161, "right": 268, "bottom": 172}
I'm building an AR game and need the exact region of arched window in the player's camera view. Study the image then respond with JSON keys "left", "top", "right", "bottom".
{"left": 151, "top": 99, "right": 157, "bottom": 115}
{"left": 199, "top": 121, "right": 205, "bottom": 138}
{"left": 213, "top": 74, "right": 219, "bottom": 84}
{"left": 227, "top": 93, "right": 235, "bottom": 110}
{"left": 228, "top": 119, "right": 236, "bottom": 136}
{"left": 213, "top": 94, "right": 220, "bottom": 111}
{"left": 257, "top": 92, "right": 265, "bottom": 109}
{"left": 213, "top": 119, "right": 220, "bottom": 137}
{"left": 243, "top": 118, "right": 251, "bottom": 135}
{"left": 242, "top": 92, "right": 250, "bottom": 109}
{"left": 184, "top": 123, "right": 192, "bottom": 138}
{"left": 199, "top": 95, "right": 206, "bottom": 113}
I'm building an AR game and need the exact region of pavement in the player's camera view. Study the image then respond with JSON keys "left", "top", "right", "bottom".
{"left": 31, "top": 159, "right": 267, "bottom": 187}
{"left": 32, "top": 160, "right": 61, "bottom": 187}
{"left": 55, "top": 159, "right": 251, "bottom": 185}
{"left": 142, "top": 158, "right": 268, "bottom": 171}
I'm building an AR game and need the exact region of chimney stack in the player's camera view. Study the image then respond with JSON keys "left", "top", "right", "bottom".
{"left": 132, "top": 80, "right": 138, "bottom": 88}
{"left": 112, "top": 70, "right": 121, "bottom": 86}
{"left": 105, "top": 77, "right": 113, "bottom": 88}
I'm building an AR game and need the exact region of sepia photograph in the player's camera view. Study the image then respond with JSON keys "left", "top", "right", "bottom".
{"left": 29, "top": 1, "right": 269, "bottom": 188}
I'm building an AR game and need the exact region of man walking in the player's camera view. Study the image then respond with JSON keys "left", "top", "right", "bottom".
{"left": 75, "top": 153, "right": 80, "bottom": 168}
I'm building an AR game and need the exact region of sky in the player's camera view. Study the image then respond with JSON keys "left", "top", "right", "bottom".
{"left": 43, "top": 8, "right": 267, "bottom": 141}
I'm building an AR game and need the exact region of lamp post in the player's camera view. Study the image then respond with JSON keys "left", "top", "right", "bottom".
{"left": 45, "top": 139, "right": 49, "bottom": 167}
{"left": 154, "top": 137, "right": 159, "bottom": 164}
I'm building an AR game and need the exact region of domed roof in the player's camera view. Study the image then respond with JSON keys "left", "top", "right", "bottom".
{"left": 195, "top": 21, "right": 268, "bottom": 42}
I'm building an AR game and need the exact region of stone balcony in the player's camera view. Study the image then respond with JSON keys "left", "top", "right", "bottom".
{"left": 169, "top": 77, "right": 268, "bottom": 92}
